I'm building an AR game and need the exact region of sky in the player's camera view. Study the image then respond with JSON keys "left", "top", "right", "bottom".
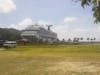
{"left": 0, "top": 0, "right": 100, "bottom": 40}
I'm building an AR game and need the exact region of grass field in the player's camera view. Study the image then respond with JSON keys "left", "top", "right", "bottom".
{"left": 0, "top": 44, "right": 100, "bottom": 75}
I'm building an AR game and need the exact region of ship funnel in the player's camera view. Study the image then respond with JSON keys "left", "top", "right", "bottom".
{"left": 46, "top": 25, "right": 53, "bottom": 30}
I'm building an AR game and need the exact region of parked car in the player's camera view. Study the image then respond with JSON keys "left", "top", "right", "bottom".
{"left": 3, "top": 41, "right": 17, "bottom": 48}
{"left": 0, "top": 40, "right": 5, "bottom": 46}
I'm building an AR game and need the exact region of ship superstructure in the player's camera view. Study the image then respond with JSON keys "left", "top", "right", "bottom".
{"left": 21, "top": 24, "right": 57, "bottom": 43}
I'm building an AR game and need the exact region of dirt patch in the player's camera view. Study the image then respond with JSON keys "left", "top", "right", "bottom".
{"left": 47, "top": 61, "right": 100, "bottom": 74}
{"left": 0, "top": 48, "right": 5, "bottom": 51}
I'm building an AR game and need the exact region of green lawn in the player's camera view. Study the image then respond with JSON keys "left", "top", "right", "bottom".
{"left": 0, "top": 44, "right": 100, "bottom": 75}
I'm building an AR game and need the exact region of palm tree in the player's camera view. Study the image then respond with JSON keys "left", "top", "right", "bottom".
{"left": 62, "top": 38, "right": 65, "bottom": 44}
{"left": 80, "top": 37, "right": 83, "bottom": 40}
{"left": 93, "top": 37, "right": 96, "bottom": 43}
{"left": 79, "top": 37, "right": 83, "bottom": 43}
{"left": 67, "top": 38, "right": 72, "bottom": 44}
{"left": 87, "top": 38, "right": 89, "bottom": 40}
{"left": 94, "top": 37, "right": 96, "bottom": 41}
{"left": 57, "top": 38, "right": 60, "bottom": 42}
{"left": 90, "top": 38, "right": 94, "bottom": 43}
{"left": 73, "top": 37, "right": 79, "bottom": 44}
{"left": 87, "top": 37, "right": 90, "bottom": 43}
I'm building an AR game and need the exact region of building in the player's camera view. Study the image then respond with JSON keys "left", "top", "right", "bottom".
{"left": 21, "top": 24, "right": 57, "bottom": 43}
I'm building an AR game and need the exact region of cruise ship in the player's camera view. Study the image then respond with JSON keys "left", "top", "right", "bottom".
{"left": 21, "top": 24, "right": 57, "bottom": 43}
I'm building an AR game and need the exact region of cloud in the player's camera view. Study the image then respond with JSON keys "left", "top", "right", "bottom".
{"left": 18, "top": 18, "right": 34, "bottom": 26}
{"left": 52, "top": 24, "right": 69, "bottom": 40}
{"left": 0, "top": 0, "right": 16, "bottom": 13}
{"left": 97, "top": 26, "right": 100, "bottom": 31}
{"left": 38, "top": 20, "right": 50, "bottom": 25}
{"left": 10, "top": 18, "right": 34, "bottom": 30}
{"left": 64, "top": 17, "right": 77, "bottom": 23}
{"left": 9, "top": 18, "right": 51, "bottom": 30}
{"left": 74, "top": 28, "right": 88, "bottom": 32}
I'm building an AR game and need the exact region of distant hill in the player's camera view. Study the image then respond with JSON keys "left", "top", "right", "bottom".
{"left": 0, "top": 28, "right": 21, "bottom": 40}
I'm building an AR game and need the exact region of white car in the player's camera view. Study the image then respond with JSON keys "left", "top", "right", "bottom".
{"left": 3, "top": 41, "right": 17, "bottom": 48}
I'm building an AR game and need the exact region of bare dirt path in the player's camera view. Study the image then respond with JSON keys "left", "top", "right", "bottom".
{"left": 47, "top": 61, "right": 100, "bottom": 74}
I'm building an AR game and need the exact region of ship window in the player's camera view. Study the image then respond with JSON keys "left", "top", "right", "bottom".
{"left": 22, "top": 31, "right": 37, "bottom": 36}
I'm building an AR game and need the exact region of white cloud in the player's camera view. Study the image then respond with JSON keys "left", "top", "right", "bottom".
{"left": 18, "top": 18, "right": 34, "bottom": 26}
{"left": 64, "top": 17, "right": 77, "bottom": 23}
{"left": 38, "top": 20, "right": 50, "bottom": 25}
{"left": 9, "top": 18, "right": 51, "bottom": 30}
{"left": 0, "top": 0, "right": 16, "bottom": 13}
{"left": 97, "top": 26, "right": 100, "bottom": 31}
{"left": 10, "top": 18, "right": 34, "bottom": 30}
{"left": 38, "top": 20, "right": 51, "bottom": 29}
{"left": 52, "top": 24, "right": 69, "bottom": 40}
{"left": 74, "top": 28, "right": 88, "bottom": 32}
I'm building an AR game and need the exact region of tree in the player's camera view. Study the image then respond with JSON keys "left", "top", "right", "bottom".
{"left": 93, "top": 37, "right": 96, "bottom": 42}
{"left": 94, "top": 37, "right": 96, "bottom": 40}
{"left": 87, "top": 37, "right": 90, "bottom": 40}
{"left": 0, "top": 28, "right": 21, "bottom": 40}
{"left": 73, "top": 37, "right": 79, "bottom": 44}
{"left": 67, "top": 38, "right": 72, "bottom": 42}
{"left": 67, "top": 38, "right": 72, "bottom": 44}
{"left": 87, "top": 37, "right": 90, "bottom": 43}
{"left": 74, "top": 0, "right": 100, "bottom": 23}
{"left": 80, "top": 37, "right": 83, "bottom": 40}
{"left": 62, "top": 38, "right": 66, "bottom": 43}
{"left": 90, "top": 38, "right": 93, "bottom": 43}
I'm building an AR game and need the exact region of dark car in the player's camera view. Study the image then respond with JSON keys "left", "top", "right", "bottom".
{"left": 0, "top": 40, "right": 5, "bottom": 46}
